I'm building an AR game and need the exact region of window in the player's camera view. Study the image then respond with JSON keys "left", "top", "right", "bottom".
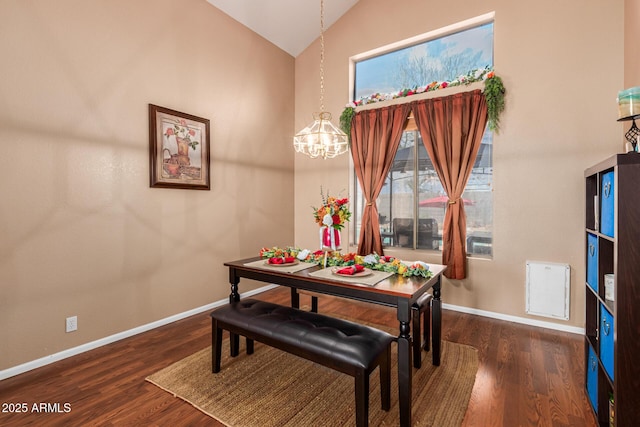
{"left": 351, "top": 17, "right": 494, "bottom": 257}
{"left": 353, "top": 22, "right": 494, "bottom": 101}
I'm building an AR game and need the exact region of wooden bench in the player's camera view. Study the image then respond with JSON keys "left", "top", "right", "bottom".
{"left": 211, "top": 299, "right": 395, "bottom": 427}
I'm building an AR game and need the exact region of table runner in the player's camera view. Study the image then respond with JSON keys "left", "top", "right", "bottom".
{"left": 243, "top": 259, "right": 317, "bottom": 273}
{"left": 309, "top": 267, "right": 394, "bottom": 287}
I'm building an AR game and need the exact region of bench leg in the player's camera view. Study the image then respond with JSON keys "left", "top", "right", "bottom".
{"left": 412, "top": 307, "right": 422, "bottom": 369}
{"left": 212, "top": 319, "right": 222, "bottom": 373}
{"left": 290, "top": 288, "right": 300, "bottom": 308}
{"left": 423, "top": 303, "right": 431, "bottom": 352}
{"left": 230, "top": 332, "right": 240, "bottom": 357}
{"left": 354, "top": 371, "right": 369, "bottom": 427}
{"left": 380, "top": 346, "right": 391, "bottom": 411}
{"left": 246, "top": 338, "right": 254, "bottom": 355}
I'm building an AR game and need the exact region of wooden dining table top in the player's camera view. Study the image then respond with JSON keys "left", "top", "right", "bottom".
{"left": 224, "top": 256, "right": 446, "bottom": 302}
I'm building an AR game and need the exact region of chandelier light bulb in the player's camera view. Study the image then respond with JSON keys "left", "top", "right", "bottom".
{"left": 293, "top": 112, "right": 349, "bottom": 159}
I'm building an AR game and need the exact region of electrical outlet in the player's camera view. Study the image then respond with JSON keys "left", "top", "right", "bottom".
{"left": 66, "top": 316, "right": 77, "bottom": 333}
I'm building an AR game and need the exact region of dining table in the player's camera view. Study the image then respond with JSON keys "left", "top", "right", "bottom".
{"left": 223, "top": 256, "right": 447, "bottom": 427}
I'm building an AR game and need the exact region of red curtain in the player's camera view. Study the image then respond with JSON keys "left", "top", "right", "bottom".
{"left": 411, "top": 90, "right": 488, "bottom": 279}
{"left": 350, "top": 104, "right": 411, "bottom": 255}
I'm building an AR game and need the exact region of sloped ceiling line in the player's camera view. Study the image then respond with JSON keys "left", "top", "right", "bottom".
{"left": 206, "top": 0, "right": 360, "bottom": 57}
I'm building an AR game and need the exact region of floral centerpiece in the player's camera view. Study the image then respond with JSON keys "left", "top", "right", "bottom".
{"left": 312, "top": 189, "right": 351, "bottom": 250}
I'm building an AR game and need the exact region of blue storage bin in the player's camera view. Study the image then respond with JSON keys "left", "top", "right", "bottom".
{"left": 586, "top": 233, "right": 598, "bottom": 292}
{"left": 600, "top": 304, "right": 615, "bottom": 380}
{"left": 586, "top": 344, "right": 599, "bottom": 413}
{"left": 601, "top": 171, "right": 614, "bottom": 237}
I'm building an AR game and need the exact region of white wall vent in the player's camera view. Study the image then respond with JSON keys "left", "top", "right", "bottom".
{"left": 526, "top": 261, "right": 570, "bottom": 321}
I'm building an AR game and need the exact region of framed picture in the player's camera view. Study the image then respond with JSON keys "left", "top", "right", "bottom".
{"left": 149, "top": 104, "right": 210, "bottom": 190}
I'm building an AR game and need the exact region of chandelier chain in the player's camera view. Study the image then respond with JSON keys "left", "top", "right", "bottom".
{"left": 319, "top": 0, "right": 325, "bottom": 112}
{"left": 291, "top": 0, "right": 348, "bottom": 159}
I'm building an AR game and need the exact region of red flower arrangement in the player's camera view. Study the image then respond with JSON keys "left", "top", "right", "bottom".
{"left": 312, "top": 190, "right": 351, "bottom": 231}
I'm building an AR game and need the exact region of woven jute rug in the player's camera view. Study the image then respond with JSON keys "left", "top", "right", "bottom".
{"left": 147, "top": 331, "right": 478, "bottom": 426}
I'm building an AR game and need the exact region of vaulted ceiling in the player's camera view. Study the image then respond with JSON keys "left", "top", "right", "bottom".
{"left": 205, "top": 0, "right": 360, "bottom": 57}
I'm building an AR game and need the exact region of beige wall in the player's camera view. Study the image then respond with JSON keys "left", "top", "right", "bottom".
{"left": 625, "top": 0, "right": 639, "bottom": 87}
{"left": 0, "top": 0, "right": 294, "bottom": 370}
{"left": 294, "top": 0, "right": 625, "bottom": 328}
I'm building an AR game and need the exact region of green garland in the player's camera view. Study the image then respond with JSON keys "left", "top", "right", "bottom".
{"left": 339, "top": 106, "right": 355, "bottom": 140}
{"left": 339, "top": 67, "right": 506, "bottom": 136}
{"left": 259, "top": 246, "right": 433, "bottom": 279}
{"left": 482, "top": 75, "right": 506, "bottom": 133}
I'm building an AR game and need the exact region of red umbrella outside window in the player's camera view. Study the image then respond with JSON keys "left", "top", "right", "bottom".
{"left": 419, "top": 195, "right": 475, "bottom": 208}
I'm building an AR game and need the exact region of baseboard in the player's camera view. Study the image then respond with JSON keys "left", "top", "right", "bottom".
{"left": 0, "top": 285, "right": 279, "bottom": 381}
{"left": 442, "top": 303, "right": 585, "bottom": 335}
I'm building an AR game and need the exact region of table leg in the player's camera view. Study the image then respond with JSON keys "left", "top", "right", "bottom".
{"left": 228, "top": 268, "right": 240, "bottom": 355}
{"left": 432, "top": 278, "right": 442, "bottom": 366}
{"left": 228, "top": 268, "right": 240, "bottom": 303}
{"left": 397, "top": 299, "right": 412, "bottom": 427}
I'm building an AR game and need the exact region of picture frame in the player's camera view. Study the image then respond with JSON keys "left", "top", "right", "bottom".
{"left": 149, "top": 104, "right": 210, "bottom": 190}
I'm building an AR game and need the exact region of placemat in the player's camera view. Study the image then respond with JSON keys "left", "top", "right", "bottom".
{"left": 244, "top": 259, "right": 317, "bottom": 273}
{"left": 309, "top": 267, "right": 394, "bottom": 286}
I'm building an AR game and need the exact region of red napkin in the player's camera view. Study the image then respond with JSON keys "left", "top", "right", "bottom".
{"left": 268, "top": 257, "right": 296, "bottom": 264}
{"left": 336, "top": 265, "right": 365, "bottom": 275}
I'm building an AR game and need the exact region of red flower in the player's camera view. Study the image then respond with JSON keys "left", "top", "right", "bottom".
{"left": 342, "top": 252, "right": 356, "bottom": 262}
{"left": 188, "top": 129, "right": 196, "bottom": 137}
{"left": 441, "top": 82, "right": 448, "bottom": 89}
{"left": 165, "top": 128, "right": 174, "bottom": 136}
{"left": 332, "top": 214, "right": 341, "bottom": 225}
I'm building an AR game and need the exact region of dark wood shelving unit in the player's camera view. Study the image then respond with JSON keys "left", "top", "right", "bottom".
{"left": 584, "top": 153, "right": 640, "bottom": 426}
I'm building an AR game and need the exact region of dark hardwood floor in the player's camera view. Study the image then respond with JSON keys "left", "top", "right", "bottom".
{"left": 0, "top": 287, "right": 597, "bottom": 426}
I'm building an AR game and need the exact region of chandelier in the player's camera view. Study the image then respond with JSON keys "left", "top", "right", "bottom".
{"left": 293, "top": 0, "right": 349, "bottom": 159}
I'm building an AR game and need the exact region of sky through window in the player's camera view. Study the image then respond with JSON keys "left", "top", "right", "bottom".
{"left": 354, "top": 23, "right": 493, "bottom": 100}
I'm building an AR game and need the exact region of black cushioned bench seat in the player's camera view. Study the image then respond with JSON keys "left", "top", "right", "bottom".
{"left": 306, "top": 291, "right": 434, "bottom": 369}
{"left": 210, "top": 299, "right": 394, "bottom": 427}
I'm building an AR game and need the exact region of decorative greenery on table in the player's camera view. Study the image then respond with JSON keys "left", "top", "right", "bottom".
{"left": 259, "top": 246, "right": 433, "bottom": 279}
{"left": 339, "top": 66, "right": 506, "bottom": 137}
